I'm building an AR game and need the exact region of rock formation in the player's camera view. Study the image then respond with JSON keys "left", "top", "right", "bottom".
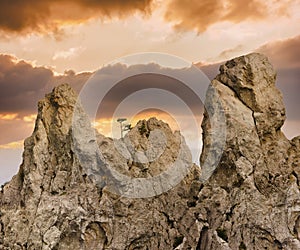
{"left": 0, "top": 53, "right": 299, "bottom": 249}
{"left": 199, "top": 53, "right": 300, "bottom": 249}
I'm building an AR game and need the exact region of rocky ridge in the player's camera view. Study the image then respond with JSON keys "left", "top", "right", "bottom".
{"left": 0, "top": 53, "right": 299, "bottom": 249}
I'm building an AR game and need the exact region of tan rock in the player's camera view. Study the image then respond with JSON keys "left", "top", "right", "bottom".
{"left": 0, "top": 53, "right": 299, "bottom": 249}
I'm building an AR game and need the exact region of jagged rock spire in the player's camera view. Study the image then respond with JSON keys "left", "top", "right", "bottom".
{"left": 0, "top": 53, "right": 299, "bottom": 249}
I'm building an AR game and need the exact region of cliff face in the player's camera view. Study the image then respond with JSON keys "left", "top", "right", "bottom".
{"left": 0, "top": 53, "right": 299, "bottom": 250}
{"left": 199, "top": 53, "right": 300, "bottom": 249}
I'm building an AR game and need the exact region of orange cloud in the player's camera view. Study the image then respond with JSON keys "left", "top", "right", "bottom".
{"left": 0, "top": 0, "right": 153, "bottom": 34}
{"left": 0, "top": 140, "right": 23, "bottom": 149}
{"left": 0, "top": 0, "right": 295, "bottom": 35}
{"left": 164, "top": 0, "right": 293, "bottom": 33}
{"left": 0, "top": 113, "right": 18, "bottom": 121}
{"left": 92, "top": 118, "right": 113, "bottom": 136}
{"left": 23, "top": 114, "right": 37, "bottom": 123}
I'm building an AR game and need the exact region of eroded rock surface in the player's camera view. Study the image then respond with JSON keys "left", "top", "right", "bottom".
{"left": 0, "top": 53, "right": 299, "bottom": 249}
{"left": 199, "top": 53, "right": 300, "bottom": 249}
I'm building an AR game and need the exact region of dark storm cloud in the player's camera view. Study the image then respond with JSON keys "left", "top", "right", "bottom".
{"left": 0, "top": 54, "right": 91, "bottom": 114}
{"left": 76, "top": 63, "right": 208, "bottom": 121}
{"left": 55, "top": 70, "right": 92, "bottom": 93}
{"left": 0, "top": 0, "right": 153, "bottom": 34}
{"left": 96, "top": 70, "right": 205, "bottom": 120}
{"left": 0, "top": 54, "right": 53, "bottom": 113}
{"left": 0, "top": 54, "right": 209, "bottom": 119}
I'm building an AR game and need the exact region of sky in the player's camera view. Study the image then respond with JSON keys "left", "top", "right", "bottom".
{"left": 0, "top": 0, "right": 299, "bottom": 184}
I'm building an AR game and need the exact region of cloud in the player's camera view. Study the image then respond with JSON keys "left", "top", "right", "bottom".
{"left": 0, "top": 53, "right": 92, "bottom": 144}
{"left": 0, "top": 54, "right": 53, "bottom": 113}
{"left": 209, "top": 34, "right": 300, "bottom": 71}
{"left": 0, "top": 53, "right": 208, "bottom": 144}
{"left": 163, "top": 0, "right": 292, "bottom": 33}
{"left": 256, "top": 35, "right": 300, "bottom": 69}
{"left": 1, "top": 43, "right": 299, "bottom": 145}
{"left": 0, "top": 117, "right": 34, "bottom": 145}
{"left": 0, "top": 0, "right": 296, "bottom": 36}
{"left": 23, "top": 114, "right": 37, "bottom": 123}
{"left": 81, "top": 63, "right": 206, "bottom": 122}
{"left": 0, "top": 54, "right": 91, "bottom": 115}
{"left": 0, "top": 0, "right": 153, "bottom": 34}
{"left": 201, "top": 34, "right": 300, "bottom": 75}
{"left": 0, "top": 141, "right": 23, "bottom": 150}
{"left": 215, "top": 45, "right": 244, "bottom": 62}
{"left": 0, "top": 113, "right": 18, "bottom": 121}
{"left": 0, "top": 56, "right": 207, "bottom": 168}
{"left": 52, "top": 47, "right": 86, "bottom": 60}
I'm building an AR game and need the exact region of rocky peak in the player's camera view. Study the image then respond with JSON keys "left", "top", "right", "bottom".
{"left": 0, "top": 53, "right": 299, "bottom": 249}
{"left": 216, "top": 53, "right": 286, "bottom": 135}
{"left": 200, "top": 53, "right": 300, "bottom": 249}
{"left": 38, "top": 83, "right": 77, "bottom": 139}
